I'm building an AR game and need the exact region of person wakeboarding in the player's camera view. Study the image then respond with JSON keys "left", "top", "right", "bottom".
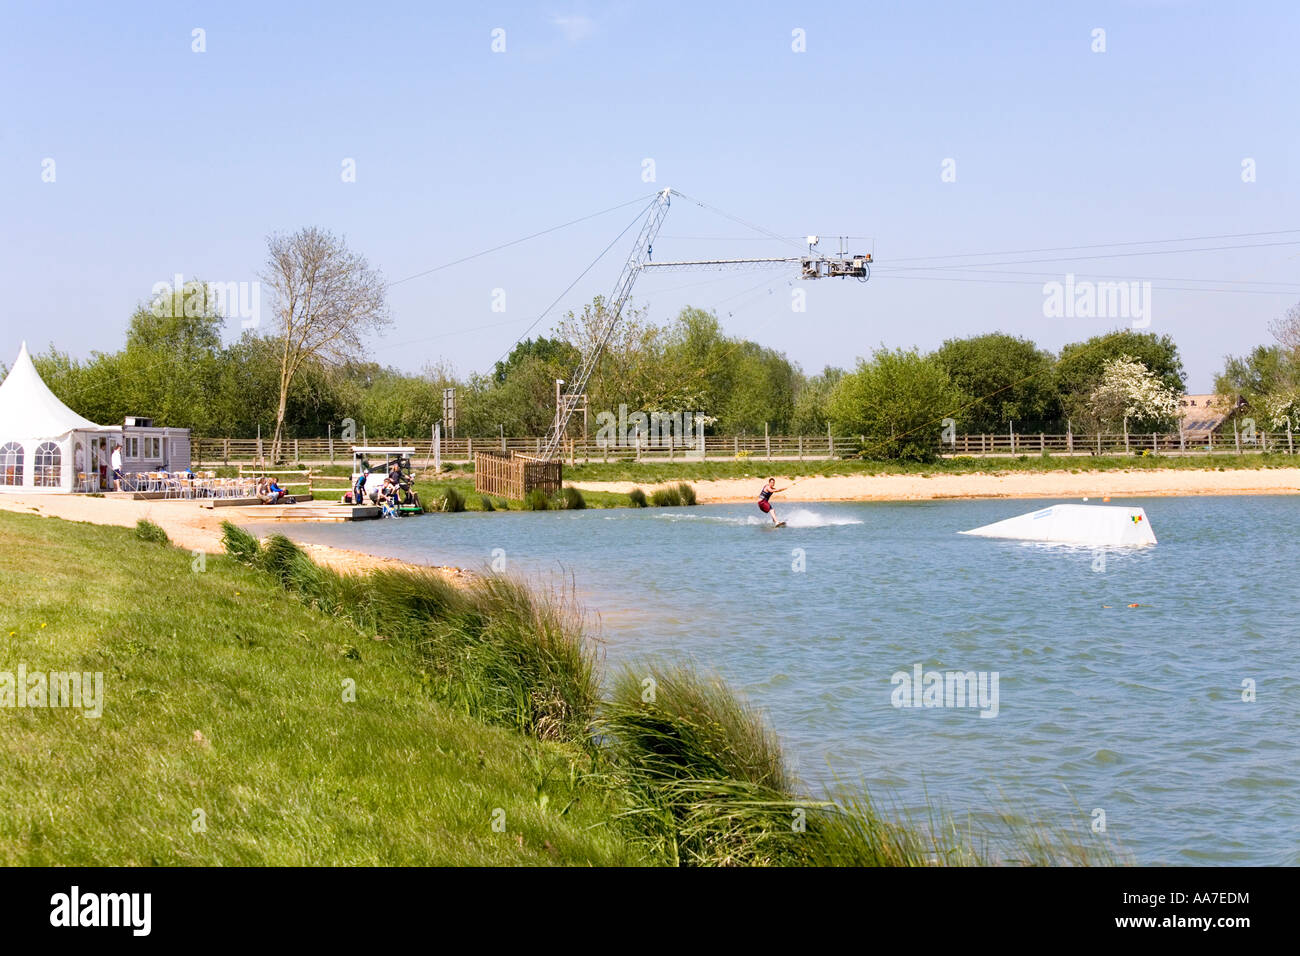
{"left": 757, "top": 477, "right": 789, "bottom": 526}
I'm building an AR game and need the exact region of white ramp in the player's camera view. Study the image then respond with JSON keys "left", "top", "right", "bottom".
{"left": 960, "top": 504, "right": 1156, "bottom": 546}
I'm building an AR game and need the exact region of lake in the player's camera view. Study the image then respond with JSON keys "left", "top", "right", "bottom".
{"left": 256, "top": 495, "right": 1300, "bottom": 864}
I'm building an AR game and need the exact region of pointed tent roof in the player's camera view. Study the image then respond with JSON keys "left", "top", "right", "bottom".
{"left": 0, "top": 342, "right": 116, "bottom": 441}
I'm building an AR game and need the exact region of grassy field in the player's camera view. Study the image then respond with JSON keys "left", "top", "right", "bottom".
{"left": 0, "top": 510, "right": 635, "bottom": 865}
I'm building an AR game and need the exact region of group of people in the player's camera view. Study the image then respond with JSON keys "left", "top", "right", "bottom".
{"left": 349, "top": 458, "right": 419, "bottom": 516}
{"left": 257, "top": 477, "right": 292, "bottom": 505}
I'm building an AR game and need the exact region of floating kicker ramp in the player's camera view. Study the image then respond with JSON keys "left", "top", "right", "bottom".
{"left": 960, "top": 504, "right": 1156, "bottom": 546}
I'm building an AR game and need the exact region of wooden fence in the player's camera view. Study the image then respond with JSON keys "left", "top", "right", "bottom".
{"left": 474, "top": 452, "right": 563, "bottom": 500}
{"left": 195, "top": 427, "right": 1297, "bottom": 465}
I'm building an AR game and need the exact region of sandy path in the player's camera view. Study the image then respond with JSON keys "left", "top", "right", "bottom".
{"left": 0, "top": 494, "right": 466, "bottom": 578}
{"left": 570, "top": 468, "right": 1300, "bottom": 502}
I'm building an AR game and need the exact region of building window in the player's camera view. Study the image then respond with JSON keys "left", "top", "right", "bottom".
{"left": 126, "top": 436, "right": 139, "bottom": 458}
{"left": 149, "top": 436, "right": 161, "bottom": 458}
{"left": 34, "top": 442, "right": 60, "bottom": 487}
{"left": 0, "top": 442, "right": 23, "bottom": 486}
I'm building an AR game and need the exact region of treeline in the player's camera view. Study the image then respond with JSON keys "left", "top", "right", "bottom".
{"left": 21, "top": 279, "right": 1295, "bottom": 458}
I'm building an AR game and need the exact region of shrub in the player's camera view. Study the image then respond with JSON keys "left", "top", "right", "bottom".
{"left": 651, "top": 486, "right": 682, "bottom": 507}
{"left": 524, "top": 488, "right": 550, "bottom": 511}
{"left": 628, "top": 488, "right": 648, "bottom": 508}
{"left": 134, "top": 519, "right": 170, "bottom": 545}
{"left": 677, "top": 483, "right": 697, "bottom": 506}
{"left": 480, "top": 496, "right": 495, "bottom": 511}
{"left": 440, "top": 486, "right": 466, "bottom": 512}
{"left": 561, "top": 486, "right": 586, "bottom": 510}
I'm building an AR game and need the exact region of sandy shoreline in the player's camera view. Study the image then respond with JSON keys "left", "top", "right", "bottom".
{"left": 571, "top": 468, "right": 1300, "bottom": 503}
{"left": 0, "top": 493, "right": 464, "bottom": 577}
{"left": 3, "top": 468, "right": 1297, "bottom": 571}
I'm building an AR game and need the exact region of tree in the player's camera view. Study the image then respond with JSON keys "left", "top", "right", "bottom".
{"left": 1087, "top": 355, "right": 1181, "bottom": 432}
{"left": 1056, "top": 331, "right": 1185, "bottom": 428}
{"left": 934, "top": 333, "right": 1061, "bottom": 433}
{"left": 1216, "top": 300, "right": 1300, "bottom": 430}
{"left": 262, "top": 228, "right": 389, "bottom": 461}
{"left": 791, "top": 366, "right": 844, "bottom": 434}
{"left": 826, "top": 347, "right": 962, "bottom": 460}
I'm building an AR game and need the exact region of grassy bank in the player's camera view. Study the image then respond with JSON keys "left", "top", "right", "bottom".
{"left": 0, "top": 510, "right": 633, "bottom": 865}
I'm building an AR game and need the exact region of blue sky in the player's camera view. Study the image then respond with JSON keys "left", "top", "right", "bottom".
{"left": 2, "top": 1, "right": 1297, "bottom": 390}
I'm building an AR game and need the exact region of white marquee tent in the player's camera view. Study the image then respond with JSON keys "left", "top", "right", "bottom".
{"left": 0, "top": 342, "right": 121, "bottom": 493}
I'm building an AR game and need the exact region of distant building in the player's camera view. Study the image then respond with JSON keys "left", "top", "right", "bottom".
{"left": 0, "top": 342, "right": 191, "bottom": 493}
{"left": 1177, "top": 394, "right": 1227, "bottom": 436}
{"left": 121, "top": 416, "right": 192, "bottom": 474}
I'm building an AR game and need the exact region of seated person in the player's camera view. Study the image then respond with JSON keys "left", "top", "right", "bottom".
{"left": 260, "top": 479, "right": 286, "bottom": 505}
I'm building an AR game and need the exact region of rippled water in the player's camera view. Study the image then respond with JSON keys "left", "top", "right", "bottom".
{"left": 259, "top": 495, "right": 1300, "bottom": 864}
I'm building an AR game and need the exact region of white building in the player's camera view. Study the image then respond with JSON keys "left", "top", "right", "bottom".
{"left": 0, "top": 343, "right": 125, "bottom": 493}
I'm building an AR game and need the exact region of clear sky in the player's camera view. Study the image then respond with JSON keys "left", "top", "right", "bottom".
{"left": 2, "top": 1, "right": 1297, "bottom": 390}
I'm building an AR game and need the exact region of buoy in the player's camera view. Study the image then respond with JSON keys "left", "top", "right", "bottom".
{"left": 1082, "top": 496, "right": 1089, "bottom": 501}
{"left": 1103, "top": 496, "right": 1110, "bottom": 502}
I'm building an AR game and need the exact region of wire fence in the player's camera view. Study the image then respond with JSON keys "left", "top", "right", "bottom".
{"left": 192, "top": 427, "right": 1296, "bottom": 466}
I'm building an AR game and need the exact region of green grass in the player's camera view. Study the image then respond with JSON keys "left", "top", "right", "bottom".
{"left": 0, "top": 510, "right": 635, "bottom": 865}
{"left": 564, "top": 452, "right": 1299, "bottom": 484}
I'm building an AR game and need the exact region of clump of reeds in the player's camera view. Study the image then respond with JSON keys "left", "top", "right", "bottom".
{"left": 650, "top": 486, "right": 682, "bottom": 507}
{"left": 525, "top": 488, "right": 550, "bottom": 511}
{"left": 676, "top": 483, "right": 697, "bottom": 506}
{"left": 440, "top": 486, "right": 466, "bottom": 512}
{"left": 480, "top": 496, "right": 495, "bottom": 511}
{"left": 134, "top": 519, "right": 170, "bottom": 545}
{"left": 561, "top": 486, "right": 586, "bottom": 509}
{"left": 628, "top": 488, "right": 648, "bottom": 507}
{"left": 220, "top": 521, "right": 261, "bottom": 565}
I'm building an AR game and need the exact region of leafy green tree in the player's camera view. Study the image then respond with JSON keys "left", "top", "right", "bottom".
{"left": 1056, "top": 331, "right": 1185, "bottom": 428}
{"left": 934, "top": 333, "right": 1061, "bottom": 433}
{"left": 826, "top": 347, "right": 963, "bottom": 460}
{"left": 791, "top": 366, "right": 845, "bottom": 434}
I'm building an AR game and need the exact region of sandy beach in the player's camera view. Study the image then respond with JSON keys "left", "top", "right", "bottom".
{"left": 571, "top": 467, "right": 1300, "bottom": 503}
{"left": 0, "top": 493, "right": 463, "bottom": 577}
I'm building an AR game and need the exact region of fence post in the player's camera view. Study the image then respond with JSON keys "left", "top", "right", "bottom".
{"left": 734, "top": 436, "right": 739, "bottom": 457}
{"left": 1288, "top": 419, "right": 1294, "bottom": 455}
{"left": 827, "top": 424, "right": 833, "bottom": 458}
{"left": 1234, "top": 423, "right": 1242, "bottom": 454}
{"left": 1040, "top": 433, "right": 1045, "bottom": 453}
{"left": 1179, "top": 422, "right": 1185, "bottom": 453}
{"left": 765, "top": 423, "right": 770, "bottom": 460}
{"left": 1097, "top": 432, "right": 1102, "bottom": 455}
{"left": 293, "top": 439, "right": 299, "bottom": 462}
{"left": 1067, "top": 422, "right": 1073, "bottom": 454}
{"left": 468, "top": 437, "right": 473, "bottom": 461}
{"left": 1009, "top": 423, "right": 1015, "bottom": 454}
{"left": 798, "top": 436, "right": 803, "bottom": 461}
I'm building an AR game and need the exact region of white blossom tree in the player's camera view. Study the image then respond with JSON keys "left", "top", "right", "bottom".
{"left": 1087, "top": 354, "right": 1181, "bottom": 432}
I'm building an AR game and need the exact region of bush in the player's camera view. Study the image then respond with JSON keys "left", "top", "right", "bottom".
{"left": 524, "top": 488, "right": 550, "bottom": 511}
{"left": 651, "top": 486, "right": 682, "bottom": 507}
{"left": 560, "top": 486, "right": 586, "bottom": 510}
{"left": 440, "top": 486, "right": 466, "bottom": 512}
{"left": 134, "top": 519, "right": 170, "bottom": 545}
{"left": 677, "top": 482, "right": 697, "bottom": 506}
{"left": 480, "top": 496, "right": 495, "bottom": 511}
{"left": 628, "top": 488, "right": 648, "bottom": 508}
